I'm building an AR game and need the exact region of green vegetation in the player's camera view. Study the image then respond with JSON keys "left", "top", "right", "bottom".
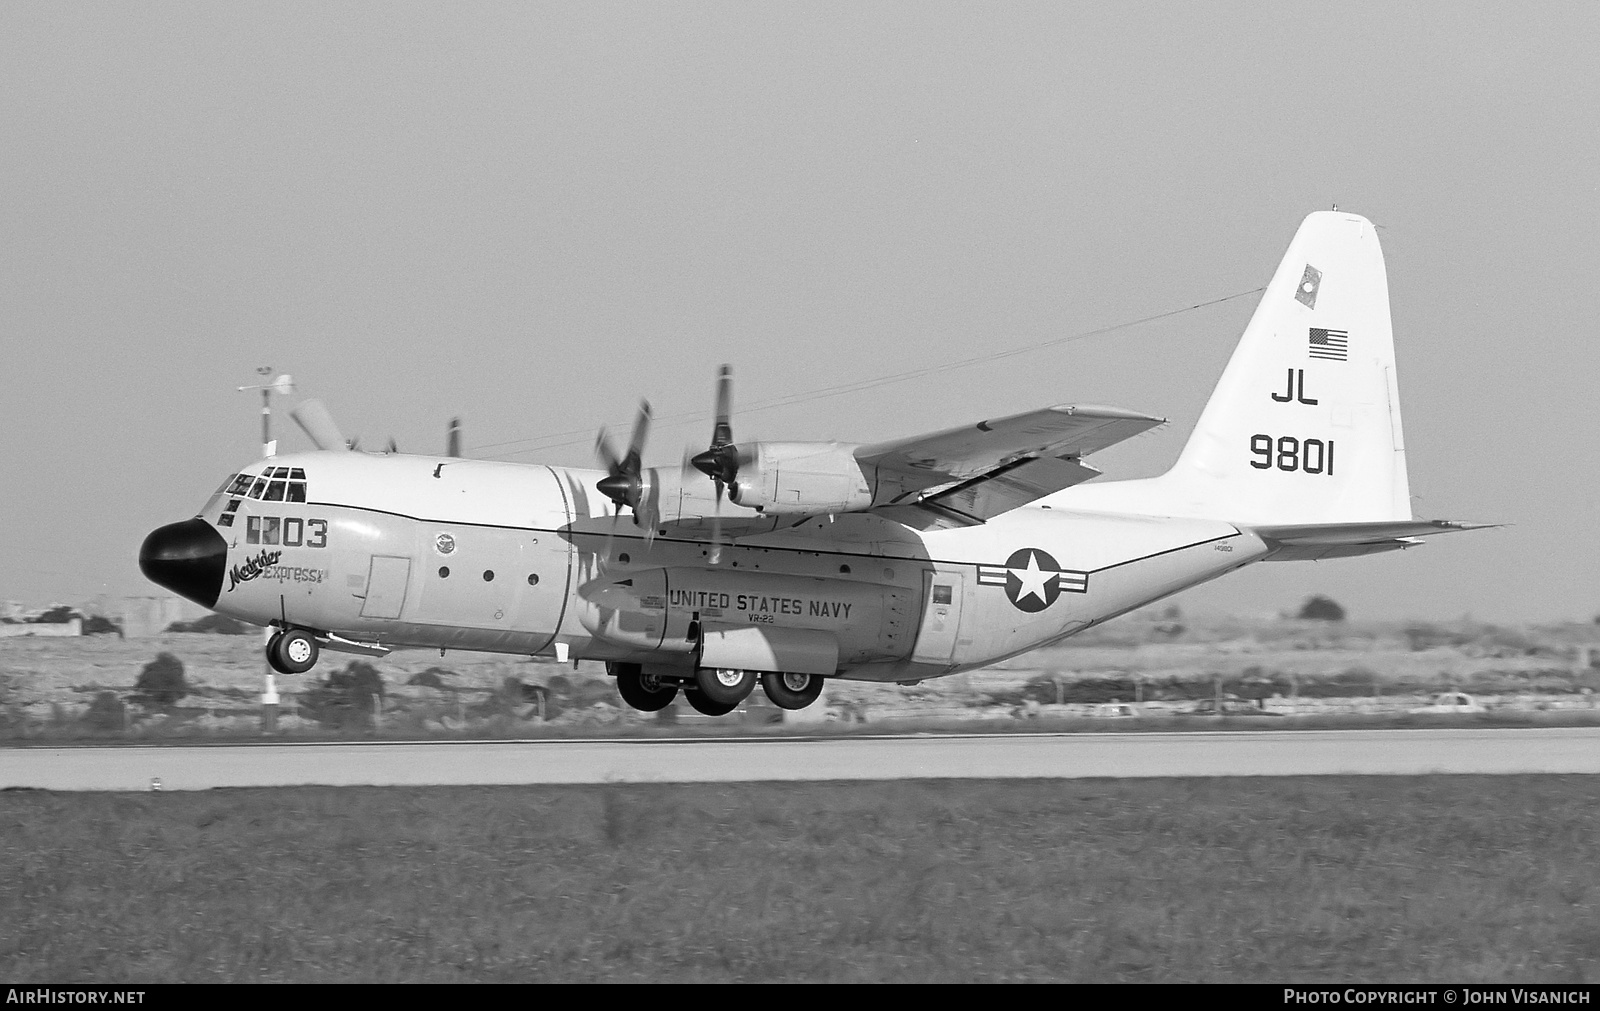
{"left": 130, "top": 652, "right": 188, "bottom": 709}
{"left": 1298, "top": 595, "right": 1347, "bottom": 621}
{"left": 2, "top": 777, "right": 1596, "bottom": 982}
{"left": 299, "top": 661, "right": 386, "bottom": 729}
{"left": 164, "top": 614, "right": 251, "bottom": 635}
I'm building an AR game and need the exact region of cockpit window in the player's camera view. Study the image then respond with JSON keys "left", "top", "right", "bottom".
{"left": 227, "top": 469, "right": 309, "bottom": 503}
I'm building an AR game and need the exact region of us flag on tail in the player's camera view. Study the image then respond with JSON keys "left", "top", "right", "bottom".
{"left": 1309, "top": 327, "right": 1349, "bottom": 361}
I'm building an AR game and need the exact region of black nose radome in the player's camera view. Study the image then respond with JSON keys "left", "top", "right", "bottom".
{"left": 139, "top": 518, "right": 228, "bottom": 609}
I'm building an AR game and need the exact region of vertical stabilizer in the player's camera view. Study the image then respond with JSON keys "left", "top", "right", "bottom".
{"left": 1127, "top": 212, "right": 1410, "bottom": 525}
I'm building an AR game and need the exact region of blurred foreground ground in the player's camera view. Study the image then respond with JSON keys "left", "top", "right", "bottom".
{"left": 3, "top": 612, "right": 1598, "bottom": 740}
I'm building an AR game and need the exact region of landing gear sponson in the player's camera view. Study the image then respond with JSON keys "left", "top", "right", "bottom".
{"left": 608, "top": 662, "right": 826, "bottom": 716}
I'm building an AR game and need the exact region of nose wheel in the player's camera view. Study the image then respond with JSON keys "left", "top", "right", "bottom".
{"left": 266, "top": 628, "right": 320, "bottom": 674}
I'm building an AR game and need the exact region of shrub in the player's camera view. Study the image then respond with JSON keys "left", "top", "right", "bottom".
{"left": 81, "top": 615, "right": 123, "bottom": 636}
{"left": 83, "top": 691, "right": 126, "bottom": 731}
{"left": 1297, "top": 595, "right": 1346, "bottom": 621}
{"left": 406, "top": 667, "right": 454, "bottom": 689}
{"left": 32, "top": 605, "right": 79, "bottom": 624}
{"left": 132, "top": 653, "right": 189, "bottom": 708}
{"left": 165, "top": 614, "right": 250, "bottom": 635}
{"left": 299, "top": 661, "right": 385, "bottom": 729}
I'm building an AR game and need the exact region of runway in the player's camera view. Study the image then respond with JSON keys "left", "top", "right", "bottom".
{"left": 4, "top": 727, "right": 1600, "bottom": 791}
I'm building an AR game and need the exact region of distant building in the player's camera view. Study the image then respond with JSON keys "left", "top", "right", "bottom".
{"left": 0, "top": 617, "right": 82, "bottom": 638}
{"left": 108, "top": 596, "right": 206, "bottom": 638}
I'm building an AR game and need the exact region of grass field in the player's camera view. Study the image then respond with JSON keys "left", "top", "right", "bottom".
{"left": 5, "top": 777, "right": 1599, "bottom": 983}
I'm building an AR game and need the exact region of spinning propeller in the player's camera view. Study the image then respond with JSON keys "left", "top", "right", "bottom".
{"left": 594, "top": 401, "right": 657, "bottom": 545}
{"left": 686, "top": 364, "right": 742, "bottom": 563}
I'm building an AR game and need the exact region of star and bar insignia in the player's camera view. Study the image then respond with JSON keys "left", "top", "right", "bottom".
{"left": 977, "top": 548, "right": 1089, "bottom": 613}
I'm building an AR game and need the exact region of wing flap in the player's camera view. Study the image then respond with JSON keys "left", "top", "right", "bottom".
{"left": 857, "top": 404, "right": 1162, "bottom": 486}
{"left": 915, "top": 456, "right": 1102, "bottom": 524}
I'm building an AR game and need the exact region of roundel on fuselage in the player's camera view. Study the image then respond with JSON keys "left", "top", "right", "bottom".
{"left": 1004, "top": 547, "right": 1064, "bottom": 613}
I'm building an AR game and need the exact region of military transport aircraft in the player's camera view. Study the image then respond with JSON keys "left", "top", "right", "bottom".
{"left": 140, "top": 212, "right": 1484, "bottom": 716}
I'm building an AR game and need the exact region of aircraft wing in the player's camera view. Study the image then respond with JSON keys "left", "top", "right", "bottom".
{"left": 858, "top": 404, "right": 1163, "bottom": 522}
{"left": 1248, "top": 519, "right": 1498, "bottom": 561}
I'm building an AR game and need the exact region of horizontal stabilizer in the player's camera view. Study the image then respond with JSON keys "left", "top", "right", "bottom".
{"left": 1249, "top": 519, "right": 1497, "bottom": 561}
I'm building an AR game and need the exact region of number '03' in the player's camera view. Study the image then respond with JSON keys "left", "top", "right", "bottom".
{"left": 1250, "top": 435, "right": 1334, "bottom": 475}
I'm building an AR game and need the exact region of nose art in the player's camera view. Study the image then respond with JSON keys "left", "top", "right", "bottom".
{"left": 139, "top": 518, "right": 228, "bottom": 609}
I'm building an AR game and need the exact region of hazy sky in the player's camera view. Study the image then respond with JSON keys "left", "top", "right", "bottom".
{"left": 3, "top": 3, "right": 1596, "bottom": 622}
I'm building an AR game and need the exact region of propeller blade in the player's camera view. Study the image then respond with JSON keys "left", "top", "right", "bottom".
{"left": 691, "top": 366, "right": 740, "bottom": 487}
{"left": 446, "top": 417, "right": 462, "bottom": 457}
{"left": 708, "top": 488, "right": 723, "bottom": 565}
{"left": 385, "top": 436, "right": 398, "bottom": 454}
{"left": 711, "top": 364, "right": 732, "bottom": 448}
{"left": 594, "top": 428, "right": 622, "bottom": 475}
{"left": 289, "top": 399, "right": 349, "bottom": 452}
{"left": 623, "top": 400, "right": 651, "bottom": 473}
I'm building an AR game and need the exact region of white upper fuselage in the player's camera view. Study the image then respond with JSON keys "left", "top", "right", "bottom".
{"left": 201, "top": 449, "right": 1262, "bottom": 682}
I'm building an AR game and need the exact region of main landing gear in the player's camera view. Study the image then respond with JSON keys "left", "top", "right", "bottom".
{"left": 759, "top": 671, "right": 825, "bottom": 711}
{"left": 266, "top": 628, "right": 320, "bottom": 675}
{"left": 608, "top": 662, "right": 826, "bottom": 717}
{"left": 613, "top": 664, "right": 679, "bottom": 712}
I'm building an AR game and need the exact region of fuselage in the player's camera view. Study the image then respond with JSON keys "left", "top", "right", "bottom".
{"left": 143, "top": 449, "right": 1265, "bottom": 683}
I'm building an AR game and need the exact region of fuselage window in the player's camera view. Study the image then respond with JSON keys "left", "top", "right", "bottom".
{"left": 286, "top": 481, "right": 306, "bottom": 502}
{"left": 227, "top": 474, "right": 254, "bottom": 496}
{"left": 263, "top": 481, "right": 286, "bottom": 502}
{"left": 246, "top": 476, "right": 268, "bottom": 499}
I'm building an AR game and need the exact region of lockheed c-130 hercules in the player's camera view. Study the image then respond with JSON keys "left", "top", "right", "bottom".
{"left": 140, "top": 212, "right": 1485, "bottom": 716}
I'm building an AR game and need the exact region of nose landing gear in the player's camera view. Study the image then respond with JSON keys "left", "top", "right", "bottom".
{"left": 266, "top": 628, "right": 321, "bottom": 675}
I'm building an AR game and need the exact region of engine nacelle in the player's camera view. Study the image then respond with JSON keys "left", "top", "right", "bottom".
{"left": 729, "top": 442, "right": 872, "bottom": 515}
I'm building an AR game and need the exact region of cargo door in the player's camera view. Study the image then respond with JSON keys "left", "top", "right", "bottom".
{"left": 911, "top": 570, "right": 964, "bottom": 665}
{"left": 360, "top": 555, "right": 412, "bottom": 619}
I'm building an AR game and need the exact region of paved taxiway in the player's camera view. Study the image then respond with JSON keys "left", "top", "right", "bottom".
{"left": 4, "top": 727, "right": 1599, "bottom": 791}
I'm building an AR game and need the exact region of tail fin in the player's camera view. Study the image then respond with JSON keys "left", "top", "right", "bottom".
{"left": 1147, "top": 211, "right": 1410, "bottom": 525}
